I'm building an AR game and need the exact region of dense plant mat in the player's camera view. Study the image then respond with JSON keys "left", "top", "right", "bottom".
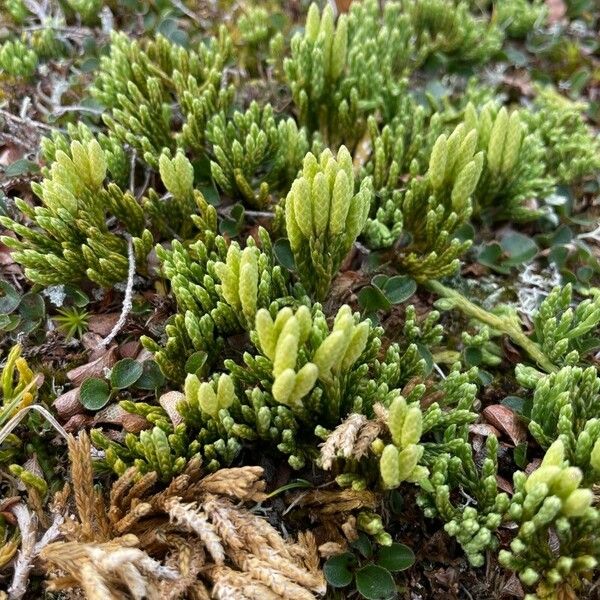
{"left": 0, "top": 0, "right": 600, "bottom": 599}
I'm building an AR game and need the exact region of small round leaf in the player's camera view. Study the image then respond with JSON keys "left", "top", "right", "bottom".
{"left": 358, "top": 286, "right": 391, "bottom": 314}
{"left": 382, "top": 276, "right": 417, "bottom": 304}
{"left": 19, "top": 292, "right": 45, "bottom": 320}
{"left": 80, "top": 378, "right": 111, "bottom": 411}
{"left": 110, "top": 358, "right": 143, "bottom": 389}
{"left": 185, "top": 351, "right": 208, "bottom": 376}
{"left": 377, "top": 543, "right": 415, "bottom": 572}
{"left": 0, "top": 280, "right": 21, "bottom": 314}
{"left": 323, "top": 553, "right": 356, "bottom": 588}
{"left": 0, "top": 314, "right": 20, "bottom": 332}
{"left": 274, "top": 238, "right": 295, "bottom": 269}
{"left": 351, "top": 532, "right": 373, "bottom": 559}
{"left": 135, "top": 360, "right": 166, "bottom": 390}
{"left": 355, "top": 565, "right": 396, "bottom": 600}
{"left": 464, "top": 346, "right": 483, "bottom": 367}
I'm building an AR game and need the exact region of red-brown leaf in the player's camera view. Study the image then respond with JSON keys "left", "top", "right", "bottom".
{"left": 482, "top": 405, "right": 527, "bottom": 446}
{"left": 66, "top": 346, "right": 118, "bottom": 385}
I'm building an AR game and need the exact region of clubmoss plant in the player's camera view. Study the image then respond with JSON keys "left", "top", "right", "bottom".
{"left": 285, "top": 146, "right": 373, "bottom": 300}
{"left": 0, "top": 38, "right": 37, "bottom": 78}
{"left": 91, "top": 29, "right": 233, "bottom": 166}
{"left": 0, "top": 139, "right": 153, "bottom": 287}
{"left": 206, "top": 102, "right": 308, "bottom": 209}
{"left": 499, "top": 440, "right": 600, "bottom": 599}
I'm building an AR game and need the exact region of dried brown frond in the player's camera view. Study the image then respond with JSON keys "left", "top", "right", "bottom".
{"left": 67, "top": 432, "right": 109, "bottom": 542}
{"left": 353, "top": 419, "right": 384, "bottom": 460}
{"left": 320, "top": 413, "right": 385, "bottom": 469}
{"left": 201, "top": 496, "right": 245, "bottom": 551}
{"left": 33, "top": 434, "right": 326, "bottom": 600}
{"left": 40, "top": 534, "right": 178, "bottom": 600}
{"left": 200, "top": 495, "right": 325, "bottom": 595}
{"left": 231, "top": 551, "right": 321, "bottom": 600}
{"left": 295, "top": 488, "right": 379, "bottom": 514}
{"left": 318, "top": 541, "right": 347, "bottom": 558}
{"left": 164, "top": 497, "right": 225, "bottom": 564}
{"left": 153, "top": 473, "right": 193, "bottom": 508}
{"left": 193, "top": 466, "right": 267, "bottom": 502}
{"left": 206, "top": 495, "right": 292, "bottom": 562}
{"left": 0, "top": 527, "right": 20, "bottom": 568}
{"left": 158, "top": 540, "right": 205, "bottom": 599}
{"left": 182, "top": 455, "right": 204, "bottom": 480}
{"left": 208, "top": 565, "right": 282, "bottom": 600}
{"left": 113, "top": 502, "right": 153, "bottom": 534}
{"left": 121, "top": 471, "right": 159, "bottom": 512}
{"left": 108, "top": 467, "right": 138, "bottom": 518}
{"left": 372, "top": 402, "right": 389, "bottom": 422}
{"left": 52, "top": 483, "right": 71, "bottom": 514}
{"left": 320, "top": 413, "right": 368, "bottom": 470}
{"left": 341, "top": 515, "right": 358, "bottom": 542}
{"left": 189, "top": 581, "right": 212, "bottom": 600}
{"left": 295, "top": 531, "right": 320, "bottom": 574}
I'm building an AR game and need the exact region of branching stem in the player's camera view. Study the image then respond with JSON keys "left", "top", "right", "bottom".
{"left": 426, "top": 279, "right": 557, "bottom": 373}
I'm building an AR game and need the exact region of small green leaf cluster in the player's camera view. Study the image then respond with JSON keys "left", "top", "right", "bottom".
{"left": 141, "top": 228, "right": 295, "bottom": 382}
{"left": 283, "top": 0, "right": 502, "bottom": 146}
{"left": 362, "top": 95, "right": 444, "bottom": 202}
{"left": 92, "top": 424, "right": 189, "bottom": 482}
{"left": 0, "top": 139, "right": 153, "bottom": 287}
{"left": 496, "top": 0, "right": 547, "bottom": 39}
{"left": 28, "top": 27, "right": 66, "bottom": 60}
{"left": 0, "top": 38, "right": 37, "bottom": 78}
{"left": 237, "top": 6, "right": 273, "bottom": 47}
{"left": 324, "top": 536, "right": 415, "bottom": 599}
{"left": 464, "top": 102, "right": 553, "bottom": 222}
{"left": 516, "top": 363, "right": 600, "bottom": 483}
{"left": 175, "top": 304, "right": 381, "bottom": 470}
{"left": 91, "top": 29, "right": 234, "bottom": 167}
{"left": 65, "top": 0, "right": 102, "bottom": 24}
{"left": 41, "top": 122, "right": 130, "bottom": 189}
{"left": 128, "top": 303, "right": 432, "bottom": 475}
{"left": 408, "top": 0, "right": 503, "bottom": 64}
{"left": 530, "top": 284, "right": 600, "bottom": 366}
{"left": 0, "top": 279, "right": 45, "bottom": 339}
{"left": 344, "top": 0, "right": 416, "bottom": 122}
{"left": 3, "top": 0, "right": 29, "bottom": 24}
{"left": 420, "top": 435, "right": 509, "bottom": 566}
{"left": 284, "top": 3, "right": 349, "bottom": 142}
{"left": 461, "top": 325, "right": 503, "bottom": 367}
{"left": 499, "top": 440, "right": 600, "bottom": 598}
{"left": 523, "top": 87, "right": 600, "bottom": 185}
{"left": 379, "top": 396, "right": 428, "bottom": 488}
{"left": 80, "top": 358, "right": 165, "bottom": 411}
{"left": 206, "top": 102, "right": 308, "bottom": 209}
{"left": 367, "top": 124, "right": 483, "bottom": 281}
{"left": 149, "top": 151, "right": 218, "bottom": 239}
{"left": 285, "top": 146, "right": 373, "bottom": 300}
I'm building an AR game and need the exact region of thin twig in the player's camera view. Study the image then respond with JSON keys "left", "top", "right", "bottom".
{"left": 100, "top": 236, "right": 135, "bottom": 347}
{"left": 51, "top": 105, "right": 106, "bottom": 117}
{"left": 8, "top": 504, "right": 37, "bottom": 600}
{"left": 0, "top": 108, "right": 63, "bottom": 134}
